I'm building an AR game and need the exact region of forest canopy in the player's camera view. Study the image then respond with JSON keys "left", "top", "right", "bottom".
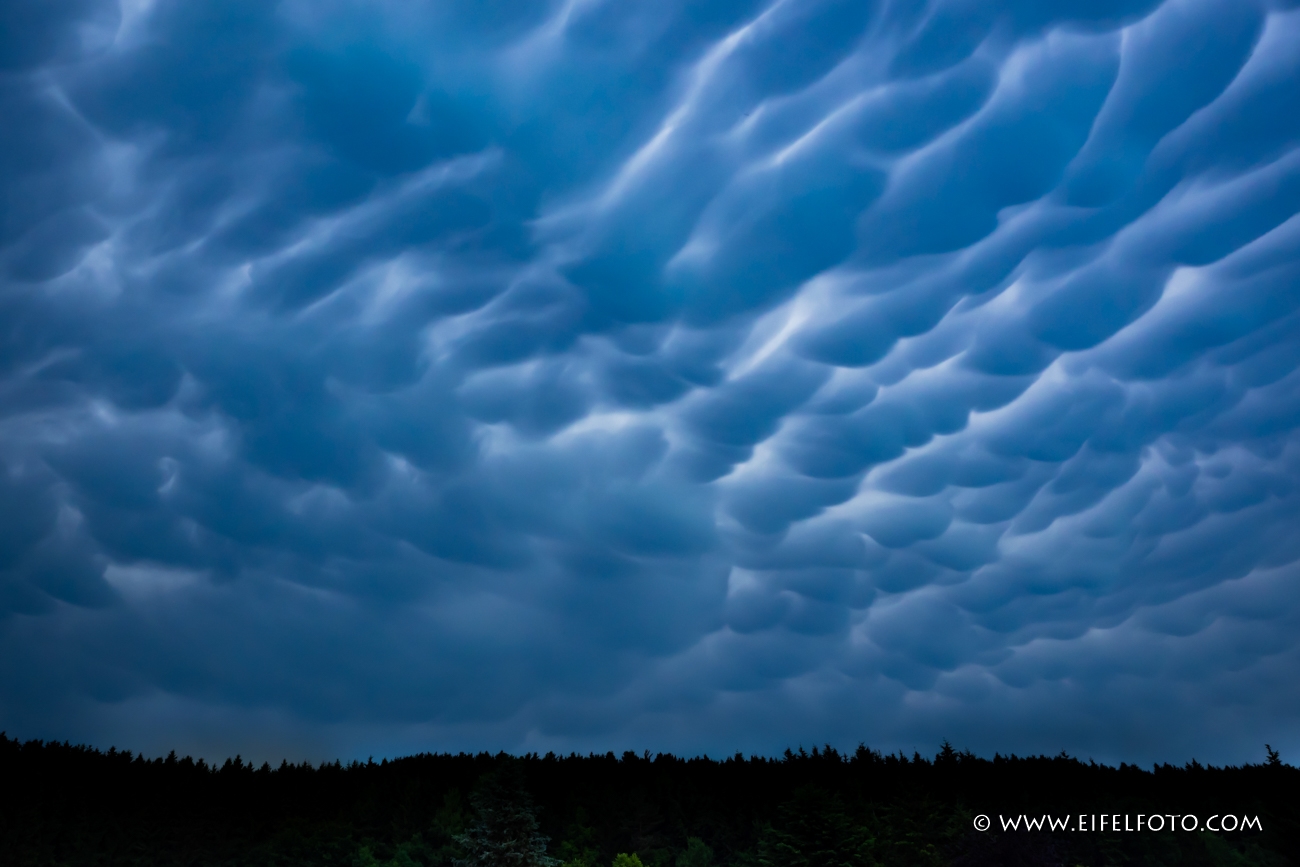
{"left": 1, "top": 734, "right": 1295, "bottom": 866}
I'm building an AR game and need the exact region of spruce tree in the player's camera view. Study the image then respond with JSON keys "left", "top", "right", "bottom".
{"left": 456, "top": 762, "right": 558, "bottom": 867}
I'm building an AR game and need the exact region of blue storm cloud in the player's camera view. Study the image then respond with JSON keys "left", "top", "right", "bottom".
{"left": 2, "top": 0, "right": 1300, "bottom": 764}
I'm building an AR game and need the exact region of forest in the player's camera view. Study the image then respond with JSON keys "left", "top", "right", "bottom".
{"left": 1, "top": 733, "right": 1295, "bottom": 867}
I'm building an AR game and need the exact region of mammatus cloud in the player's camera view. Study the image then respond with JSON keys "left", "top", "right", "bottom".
{"left": 2, "top": 0, "right": 1300, "bottom": 764}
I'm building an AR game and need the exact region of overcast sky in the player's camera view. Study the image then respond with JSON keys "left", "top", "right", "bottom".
{"left": 2, "top": 0, "right": 1299, "bottom": 765}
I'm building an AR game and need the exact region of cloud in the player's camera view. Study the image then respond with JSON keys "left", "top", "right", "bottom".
{"left": 2, "top": 0, "right": 1299, "bottom": 766}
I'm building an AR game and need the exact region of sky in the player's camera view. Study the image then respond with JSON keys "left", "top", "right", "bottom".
{"left": 2, "top": 0, "right": 1299, "bottom": 767}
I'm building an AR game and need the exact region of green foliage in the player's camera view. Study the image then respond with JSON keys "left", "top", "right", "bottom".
{"left": 612, "top": 854, "right": 644, "bottom": 867}
{"left": 755, "top": 787, "right": 873, "bottom": 867}
{"left": 435, "top": 789, "right": 467, "bottom": 838}
{"left": 455, "top": 762, "right": 558, "bottom": 867}
{"left": 676, "top": 837, "right": 713, "bottom": 867}
{"left": 559, "top": 806, "right": 599, "bottom": 867}
{"left": 354, "top": 836, "right": 438, "bottom": 867}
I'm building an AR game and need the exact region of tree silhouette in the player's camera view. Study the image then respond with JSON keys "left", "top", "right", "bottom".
{"left": 456, "top": 761, "right": 558, "bottom": 867}
{"left": 677, "top": 837, "right": 714, "bottom": 867}
{"left": 755, "top": 786, "right": 873, "bottom": 867}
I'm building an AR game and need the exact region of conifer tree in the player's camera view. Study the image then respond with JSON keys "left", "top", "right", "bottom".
{"left": 677, "top": 837, "right": 713, "bottom": 867}
{"left": 456, "top": 761, "right": 558, "bottom": 867}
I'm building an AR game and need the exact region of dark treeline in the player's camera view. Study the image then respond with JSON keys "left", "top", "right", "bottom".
{"left": 1, "top": 734, "right": 1295, "bottom": 867}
